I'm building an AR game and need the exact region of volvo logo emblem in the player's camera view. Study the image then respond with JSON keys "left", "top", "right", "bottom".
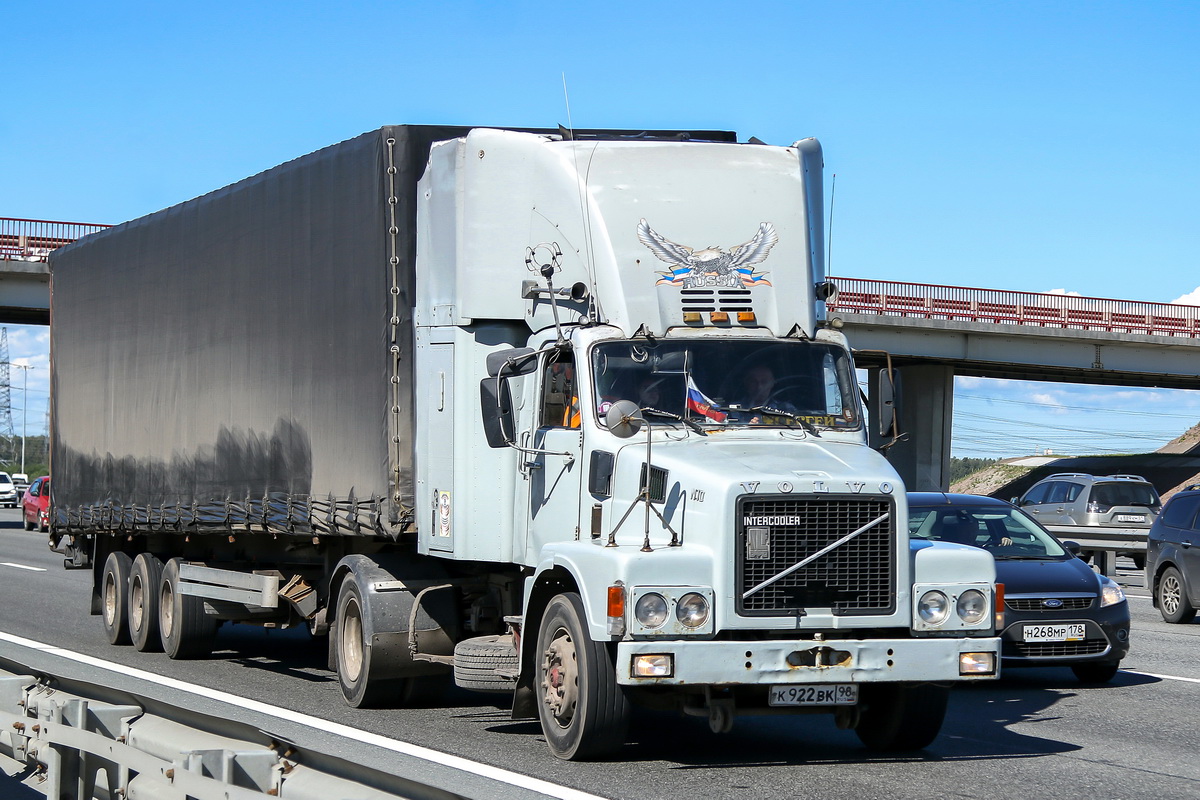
{"left": 1042, "top": 598, "right": 1064, "bottom": 609}
{"left": 746, "top": 527, "right": 771, "bottom": 560}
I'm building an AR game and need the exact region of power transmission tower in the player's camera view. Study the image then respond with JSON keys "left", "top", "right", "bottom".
{"left": 0, "top": 329, "right": 13, "bottom": 466}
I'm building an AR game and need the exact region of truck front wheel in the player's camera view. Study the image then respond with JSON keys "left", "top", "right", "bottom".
{"left": 853, "top": 683, "right": 949, "bottom": 751}
{"left": 160, "top": 558, "right": 219, "bottom": 659}
{"left": 535, "top": 592, "right": 630, "bottom": 760}
{"left": 101, "top": 552, "right": 133, "bottom": 645}
{"left": 129, "top": 553, "right": 164, "bottom": 652}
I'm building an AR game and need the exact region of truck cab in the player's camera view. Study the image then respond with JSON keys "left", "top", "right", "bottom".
{"left": 412, "top": 128, "right": 1000, "bottom": 758}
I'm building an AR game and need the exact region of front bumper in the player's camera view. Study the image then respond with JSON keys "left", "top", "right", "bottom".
{"left": 1000, "top": 605, "right": 1130, "bottom": 665}
{"left": 616, "top": 636, "right": 1001, "bottom": 686}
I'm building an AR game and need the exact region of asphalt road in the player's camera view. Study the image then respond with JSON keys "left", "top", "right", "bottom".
{"left": 2, "top": 509, "right": 1199, "bottom": 799}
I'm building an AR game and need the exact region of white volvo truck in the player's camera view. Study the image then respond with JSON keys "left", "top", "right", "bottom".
{"left": 50, "top": 125, "right": 1000, "bottom": 760}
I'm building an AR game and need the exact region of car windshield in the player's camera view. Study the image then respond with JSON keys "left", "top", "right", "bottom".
{"left": 591, "top": 339, "right": 861, "bottom": 430}
{"left": 908, "top": 503, "right": 1069, "bottom": 559}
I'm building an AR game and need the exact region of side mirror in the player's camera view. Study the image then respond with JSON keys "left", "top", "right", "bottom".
{"left": 1062, "top": 540, "right": 1082, "bottom": 557}
{"left": 874, "top": 368, "right": 896, "bottom": 437}
{"left": 482, "top": 348, "right": 537, "bottom": 449}
{"left": 486, "top": 347, "right": 538, "bottom": 378}
{"left": 605, "top": 400, "right": 644, "bottom": 439}
{"left": 481, "top": 378, "right": 516, "bottom": 448}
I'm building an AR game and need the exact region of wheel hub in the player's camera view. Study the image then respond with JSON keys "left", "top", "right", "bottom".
{"left": 540, "top": 628, "right": 578, "bottom": 725}
{"left": 1162, "top": 575, "right": 1182, "bottom": 614}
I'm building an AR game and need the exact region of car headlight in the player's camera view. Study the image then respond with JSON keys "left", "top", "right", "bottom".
{"left": 1099, "top": 576, "right": 1126, "bottom": 608}
{"left": 956, "top": 589, "right": 988, "bottom": 625}
{"left": 675, "top": 592, "right": 710, "bottom": 628}
{"left": 918, "top": 590, "right": 950, "bottom": 625}
{"left": 634, "top": 592, "right": 669, "bottom": 628}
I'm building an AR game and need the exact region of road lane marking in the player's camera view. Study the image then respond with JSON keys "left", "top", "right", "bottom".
{"left": 0, "top": 562, "right": 45, "bottom": 572}
{"left": 0, "top": 631, "right": 605, "bottom": 800}
{"left": 1124, "top": 670, "right": 1200, "bottom": 684}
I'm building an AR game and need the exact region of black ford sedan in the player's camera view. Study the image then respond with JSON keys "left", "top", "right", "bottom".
{"left": 909, "top": 493, "right": 1130, "bottom": 683}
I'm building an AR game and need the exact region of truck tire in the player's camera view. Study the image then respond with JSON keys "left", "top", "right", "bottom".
{"left": 101, "top": 552, "right": 133, "bottom": 646}
{"left": 454, "top": 635, "right": 519, "bottom": 693}
{"left": 159, "top": 558, "right": 219, "bottom": 659}
{"left": 335, "top": 579, "right": 411, "bottom": 708}
{"left": 129, "top": 553, "right": 164, "bottom": 652}
{"left": 854, "top": 683, "right": 949, "bottom": 751}
{"left": 535, "top": 592, "right": 630, "bottom": 760}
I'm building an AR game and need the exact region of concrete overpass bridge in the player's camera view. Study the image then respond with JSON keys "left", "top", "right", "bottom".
{"left": 4, "top": 218, "right": 1198, "bottom": 491}
{"left": 827, "top": 277, "right": 1200, "bottom": 490}
{"left": 0, "top": 217, "right": 108, "bottom": 324}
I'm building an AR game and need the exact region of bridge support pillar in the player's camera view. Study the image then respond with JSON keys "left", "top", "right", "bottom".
{"left": 878, "top": 364, "right": 954, "bottom": 492}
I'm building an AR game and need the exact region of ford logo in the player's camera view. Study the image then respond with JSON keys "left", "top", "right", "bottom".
{"left": 1042, "top": 599, "right": 1064, "bottom": 609}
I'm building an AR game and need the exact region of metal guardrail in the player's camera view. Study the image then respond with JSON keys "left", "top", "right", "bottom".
{"left": 0, "top": 665, "right": 452, "bottom": 800}
{"left": 0, "top": 218, "right": 109, "bottom": 263}
{"left": 1043, "top": 525, "right": 1147, "bottom": 577}
{"left": 828, "top": 276, "right": 1200, "bottom": 339}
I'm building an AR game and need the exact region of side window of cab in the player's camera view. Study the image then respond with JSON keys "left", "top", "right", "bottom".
{"left": 539, "top": 350, "right": 580, "bottom": 429}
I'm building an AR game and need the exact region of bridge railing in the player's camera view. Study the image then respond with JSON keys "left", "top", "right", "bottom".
{"left": 0, "top": 217, "right": 110, "bottom": 262}
{"left": 828, "top": 276, "right": 1200, "bottom": 338}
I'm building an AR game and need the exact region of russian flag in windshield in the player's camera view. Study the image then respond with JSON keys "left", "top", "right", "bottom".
{"left": 686, "top": 377, "right": 727, "bottom": 422}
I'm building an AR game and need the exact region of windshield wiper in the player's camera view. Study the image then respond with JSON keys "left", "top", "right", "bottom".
{"left": 747, "top": 406, "right": 821, "bottom": 436}
{"left": 642, "top": 407, "right": 706, "bottom": 436}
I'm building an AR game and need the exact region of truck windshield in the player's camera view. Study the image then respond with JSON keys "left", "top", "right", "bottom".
{"left": 591, "top": 340, "right": 861, "bottom": 430}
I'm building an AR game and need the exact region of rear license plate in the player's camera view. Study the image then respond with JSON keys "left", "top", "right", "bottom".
{"left": 768, "top": 684, "right": 858, "bottom": 706}
{"left": 1116, "top": 514, "right": 1145, "bottom": 523}
{"left": 1023, "top": 623, "right": 1085, "bottom": 642}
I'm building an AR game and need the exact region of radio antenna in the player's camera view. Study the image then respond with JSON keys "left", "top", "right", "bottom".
{"left": 561, "top": 73, "right": 602, "bottom": 321}
{"left": 827, "top": 173, "right": 837, "bottom": 276}
{"left": 562, "top": 72, "right": 575, "bottom": 139}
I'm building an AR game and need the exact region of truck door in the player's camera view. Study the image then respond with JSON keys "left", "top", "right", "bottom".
{"left": 523, "top": 348, "right": 584, "bottom": 562}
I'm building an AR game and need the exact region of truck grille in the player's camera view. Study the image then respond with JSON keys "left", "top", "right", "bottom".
{"left": 737, "top": 496, "right": 896, "bottom": 616}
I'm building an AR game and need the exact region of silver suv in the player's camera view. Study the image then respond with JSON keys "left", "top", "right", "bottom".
{"left": 1016, "top": 473, "right": 1162, "bottom": 528}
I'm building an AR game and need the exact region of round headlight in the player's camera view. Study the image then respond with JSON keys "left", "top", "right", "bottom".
{"left": 635, "top": 593, "right": 669, "bottom": 628}
{"left": 918, "top": 590, "right": 950, "bottom": 625}
{"left": 675, "top": 592, "right": 710, "bottom": 628}
{"left": 956, "top": 589, "right": 988, "bottom": 625}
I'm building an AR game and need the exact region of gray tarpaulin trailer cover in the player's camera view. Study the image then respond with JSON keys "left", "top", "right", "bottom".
{"left": 49, "top": 124, "right": 736, "bottom": 539}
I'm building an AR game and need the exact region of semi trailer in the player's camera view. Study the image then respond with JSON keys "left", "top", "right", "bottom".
{"left": 49, "top": 124, "right": 1000, "bottom": 759}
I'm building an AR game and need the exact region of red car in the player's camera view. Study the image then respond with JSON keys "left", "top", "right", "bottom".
{"left": 21, "top": 476, "right": 49, "bottom": 532}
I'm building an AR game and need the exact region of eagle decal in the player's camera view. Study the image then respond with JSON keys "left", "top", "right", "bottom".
{"left": 638, "top": 218, "right": 778, "bottom": 288}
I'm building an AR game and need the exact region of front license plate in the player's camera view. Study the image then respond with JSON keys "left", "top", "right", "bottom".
{"left": 769, "top": 684, "right": 858, "bottom": 706}
{"left": 1116, "top": 514, "right": 1145, "bottom": 523}
{"left": 1023, "top": 623, "right": 1085, "bottom": 642}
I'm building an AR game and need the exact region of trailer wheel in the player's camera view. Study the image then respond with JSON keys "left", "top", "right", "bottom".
{"left": 101, "top": 552, "right": 133, "bottom": 646}
{"left": 535, "top": 592, "right": 630, "bottom": 760}
{"left": 129, "top": 553, "right": 164, "bottom": 652}
{"left": 854, "top": 683, "right": 949, "bottom": 751}
{"left": 160, "top": 558, "right": 219, "bottom": 659}
{"left": 335, "top": 579, "right": 409, "bottom": 707}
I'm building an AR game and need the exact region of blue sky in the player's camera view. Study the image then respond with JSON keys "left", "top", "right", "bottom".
{"left": 2, "top": 1, "right": 1198, "bottom": 456}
